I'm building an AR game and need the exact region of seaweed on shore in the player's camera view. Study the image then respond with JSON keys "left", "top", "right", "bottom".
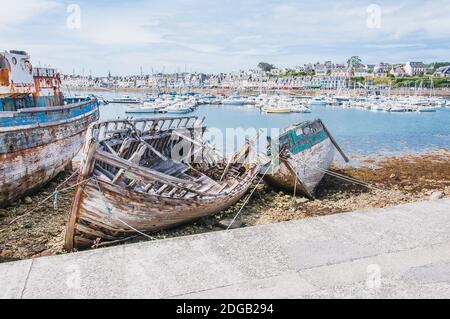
{"left": 0, "top": 150, "right": 449, "bottom": 262}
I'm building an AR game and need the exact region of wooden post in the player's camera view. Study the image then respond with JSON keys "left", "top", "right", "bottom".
{"left": 319, "top": 120, "right": 350, "bottom": 163}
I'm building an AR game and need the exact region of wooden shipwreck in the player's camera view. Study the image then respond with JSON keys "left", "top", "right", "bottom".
{"left": 65, "top": 116, "right": 260, "bottom": 250}
{"left": 0, "top": 50, "right": 99, "bottom": 207}
{"left": 263, "top": 119, "right": 349, "bottom": 199}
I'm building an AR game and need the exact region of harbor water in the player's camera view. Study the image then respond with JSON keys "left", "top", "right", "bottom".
{"left": 89, "top": 92, "right": 450, "bottom": 161}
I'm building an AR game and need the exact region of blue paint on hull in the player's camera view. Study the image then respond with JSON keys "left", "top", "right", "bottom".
{"left": 0, "top": 100, "right": 98, "bottom": 128}
{"left": 278, "top": 120, "right": 328, "bottom": 156}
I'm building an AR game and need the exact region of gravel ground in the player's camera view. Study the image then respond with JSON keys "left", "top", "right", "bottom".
{"left": 0, "top": 149, "right": 449, "bottom": 263}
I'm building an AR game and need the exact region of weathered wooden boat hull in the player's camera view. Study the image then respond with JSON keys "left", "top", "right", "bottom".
{"left": 64, "top": 116, "right": 260, "bottom": 250}
{"left": 66, "top": 169, "right": 257, "bottom": 250}
{"left": 0, "top": 101, "right": 99, "bottom": 206}
{"left": 263, "top": 119, "right": 345, "bottom": 198}
{"left": 264, "top": 138, "right": 335, "bottom": 197}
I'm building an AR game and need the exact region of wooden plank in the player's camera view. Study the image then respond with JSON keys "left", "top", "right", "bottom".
{"left": 319, "top": 119, "right": 349, "bottom": 163}
{"left": 154, "top": 184, "right": 170, "bottom": 194}
{"left": 104, "top": 141, "right": 118, "bottom": 156}
{"left": 112, "top": 143, "right": 148, "bottom": 184}
{"left": 94, "top": 150, "right": 213, "bottom": 196}
{"left": 118, "top": 138, "right": 133, "bottom": 157}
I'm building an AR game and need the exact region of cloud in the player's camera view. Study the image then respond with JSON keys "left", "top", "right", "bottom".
{"left": 0, "top": 0, "right": 61, "bottom": 31}
{"left": 2, "top": 0, "right": 449, "bottom": 74}
{"left": 65, "top": 4, "right": 165, "bottom": 46}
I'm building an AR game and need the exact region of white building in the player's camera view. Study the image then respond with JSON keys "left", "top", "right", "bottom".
{"left": 354, "top": 68, "right": 368, "bottom": 77}
{"left": 390, "top": 66, "right": 406, "bottom": 77}
{"left": 404, "top": 62, "right": 426, "bottom": 76}
{"left": 314, "top": 64, "right": 328, "bottom": 76}
{"left": 434, "top": 65, "right": 450, "bottom": 78}
{"left": 321, "top": 76, "right": 347, "bottom": 90}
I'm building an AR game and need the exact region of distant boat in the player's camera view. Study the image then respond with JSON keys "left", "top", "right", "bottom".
{"left": 0, "top": 50, "right": 99, "bottom": 207}
{"left": 308, "top": 96, "right": 326, "bottom": 106}
{"left": 222, "top": 95, "right": 245, "bottom": 105}
{"left": 389, "top": 106, "right": 406, "bottom": 112}
{"left": 263, "top": 119, "right": 348, "bottom": 198}
{"left": 263, "top": 105, "right": 292, "bottom": 113}
{"left": 372, "top": 104, "right": 384, "bottom": 111}
{"left": 417, "top": 106, "right": 437, "bottom": 113}
{"left": 291, "top": 105, "right": 312, "bottom": 113}
{"left": 165, "top": 105, "right": 193, "bottom": 114}
{"left": 125, "top": 103, "right": 165, "bottom": 114}
{"left": 222, "top": 99, "right": 245, "bottom": 106}
{"left": 109, "top": 95, "right": 141, "bottom": 104}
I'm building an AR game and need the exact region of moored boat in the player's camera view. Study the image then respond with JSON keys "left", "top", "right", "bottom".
{"left": 125, "top": 102, "right": 165, "bottom": 113}
{"left": 263, "top": 119, "right": 348, "bottom": 198}
{"left": 263, "top": 105, "right": 292, "bottom": 113}
{"left": 109, "top": 95, "right": 141, "bottom": 104}
{"left": 0, "top": 50, "right": 99, "bottom": 207}
{"left": 64, "top": 116, "right": 260, "bottom": 250}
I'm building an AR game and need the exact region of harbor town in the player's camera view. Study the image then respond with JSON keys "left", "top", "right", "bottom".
{"left": 1, "top": 50, "right": 449, "bottom": 261}
{"left": 1, "top": 0, "right": 450, "bottom": 300}
{"left": 62, "top": 59, "right": 450, "bottom": 95}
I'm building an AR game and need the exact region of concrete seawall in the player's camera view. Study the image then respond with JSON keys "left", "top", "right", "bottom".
{"left": 1, "top": 199, "right": 449, "bottom": 299}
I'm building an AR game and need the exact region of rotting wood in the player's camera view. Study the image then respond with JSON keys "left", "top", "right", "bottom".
{"left": 64, "top": 116, "right": 261, "bottom": 250}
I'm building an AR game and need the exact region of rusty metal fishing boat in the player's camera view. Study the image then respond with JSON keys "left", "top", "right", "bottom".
{"left": 264, "top": 119, "right": 349, "bottom": 198}
{"left": 0, "top": 50, "right": 99, "bottom": 207}
{"left": 65, "top": 116, "right": 259, "bottom": 250}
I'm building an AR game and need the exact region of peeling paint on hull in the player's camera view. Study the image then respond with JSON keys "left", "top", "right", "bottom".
{"left": 265, "top": 138, "right": 335, "bottom": 196}
{"left": 263, "top": 119, "right": 338, "bottom": 198}
{"left": 68, "top": 173, "right": 256, "bottom": 249}
{"left": 64, "top": 116, "right": 260, "bottom": 250}
{"left": 0, "top": 104, "right": 99, "bottom": 207}
{"left": 0, "top": 131, "right": 86, "bottom": 205}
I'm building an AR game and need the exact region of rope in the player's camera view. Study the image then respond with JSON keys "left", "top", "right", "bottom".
{"left": 226, "top": 155, "right": 278, "bottom": 230}
{"left": 291, "top": 160, "right": 299, "bottom": 207}
{"left": 8, "top": 177, "right": 90, "bottom": 225}
{"left": 290, "top": 155, "right": 402, "bottom": 195}
{"left": 227, "top": 148, "right": 403, "bottom": 230}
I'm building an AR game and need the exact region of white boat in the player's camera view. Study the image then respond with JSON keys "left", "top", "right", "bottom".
{"left": 125, "top": 103, "right": 165, "bottom": 113}
{"left": 222, "top": 98, "right": 245, "bottom": 106}
{"left": 291, "top": 105, "right": 312, "bottom": 113}
{"left": 417, "top": 106, "right": 437, "bottom": 113}
{"left": 372, "top": 104, "right": 384, "bottom": 111}
{"left": 308, "top": 96, "right": 326, "bottom": 106}
{"left": 263, "top": 105, "right": 292, "bottom": 113}
{"left": 109, "top": 95, "right": 141, "bottom": 104}
{"left": 389, "top": 106, "right": 406, "bottom": 112}
{"left": 165, "top": 103, "right": 194, "bottom": 114}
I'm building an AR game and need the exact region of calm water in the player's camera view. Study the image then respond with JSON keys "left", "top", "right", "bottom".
{"left": 75, "top": 91, "right": 450, "bottom": 160}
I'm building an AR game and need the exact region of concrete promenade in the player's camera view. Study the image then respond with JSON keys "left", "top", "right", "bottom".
{"left": 1, "top": 199, "right": 449, "bottom": 299}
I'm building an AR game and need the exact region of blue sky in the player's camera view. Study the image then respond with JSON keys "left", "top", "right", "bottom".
{"left": 2, "top": 0, "right": 449, "bottom": 75}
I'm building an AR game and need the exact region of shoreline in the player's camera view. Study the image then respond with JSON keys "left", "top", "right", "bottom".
{"left": 64, "top": 86, "right": 450, "bottom": 97}
{"left": 0, "top": 149, "right": 449, "bottom": 263}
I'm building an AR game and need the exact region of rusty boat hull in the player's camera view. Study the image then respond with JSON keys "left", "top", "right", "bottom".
{"left": 1, "top": 50, "right": 100, "bottom": 206}
{"left": 65, "top": 117, "right": 259, "bottom": 250}
{"left": 0, "top": 101, "right": 99, "bottom": 206}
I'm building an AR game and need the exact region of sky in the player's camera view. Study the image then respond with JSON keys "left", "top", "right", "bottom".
{"left": 1, "top": 0, "right": 449, "bottom": 76}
